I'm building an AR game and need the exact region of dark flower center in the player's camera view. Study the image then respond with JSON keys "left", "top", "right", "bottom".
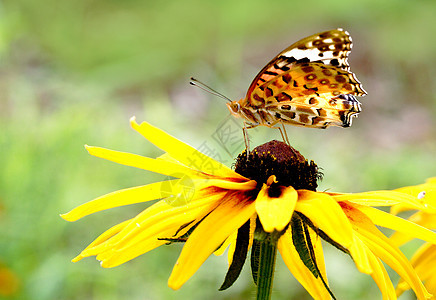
{"left": 234, "top": 140, "right": 321, "bottom": 191}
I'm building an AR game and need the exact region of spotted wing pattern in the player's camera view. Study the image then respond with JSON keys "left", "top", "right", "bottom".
{"left": 252, "top": 62, "right": 366, "bottom": 106}
{"left": 231, "top": 28, "right": 366, "bottom": 129}
{"left": 245, "top": 28, "right": 355, "bottom": 101}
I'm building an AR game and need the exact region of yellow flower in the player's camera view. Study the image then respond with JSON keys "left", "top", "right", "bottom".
{"left": 62, "top": 118, "right": 436, "bottom": 299}
{"left": 389, "top": 178, "right": 436, "bottom": 297}
{"left": 0, "top": 262, "right": 19, "bottom": 297}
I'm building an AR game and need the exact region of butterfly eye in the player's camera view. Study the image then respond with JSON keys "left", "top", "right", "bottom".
{"left": 229, "top": 102, "right": 240, "bottom": 113}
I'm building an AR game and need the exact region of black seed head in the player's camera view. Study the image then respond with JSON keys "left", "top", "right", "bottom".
{"left": 234, "top": 140, "right": 321, "bottom": 191}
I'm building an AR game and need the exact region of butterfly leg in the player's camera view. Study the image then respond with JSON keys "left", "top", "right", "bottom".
{"left": 280, "top": 122, "right": 290, "bottom": 145}
{"left": 269, "top": 121, "right": 290, "bottom": 145}
{"left": 275, "top": 126, "right": 289, "bottom": 145}
{"left": 242, "top": 122, "right": 250, "bottom": 155}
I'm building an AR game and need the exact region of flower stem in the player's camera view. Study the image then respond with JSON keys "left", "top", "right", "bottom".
{"left": 256, "top": 238, "right": 278, "bottom": 300}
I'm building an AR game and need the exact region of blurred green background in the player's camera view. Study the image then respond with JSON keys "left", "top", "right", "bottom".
{"left": 0, "top": 0, "right": 435, "bottom": 299}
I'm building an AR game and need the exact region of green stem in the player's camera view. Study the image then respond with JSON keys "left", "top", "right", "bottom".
{"left": 256, "top": 238, "right": 278, "bottom": 300}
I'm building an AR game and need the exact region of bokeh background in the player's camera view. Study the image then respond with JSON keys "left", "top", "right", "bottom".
{"left": 1, "top": 0, "right": 435, "bottom": 299}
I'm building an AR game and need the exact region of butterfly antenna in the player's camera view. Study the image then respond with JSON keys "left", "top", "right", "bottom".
{"left": 190, "top": 77, "right": 232, "bottom": 103}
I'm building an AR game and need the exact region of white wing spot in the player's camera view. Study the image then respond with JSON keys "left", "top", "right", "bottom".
{"left": 283, "top": 48, "right": 321, "bottom": 61}
{"left": 276, "top": 61, "right": 288, "bottom": 67}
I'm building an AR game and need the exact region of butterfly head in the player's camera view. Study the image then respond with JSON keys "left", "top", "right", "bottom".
{"left": 226, "top": 101, "right": 241, "bottom": 117}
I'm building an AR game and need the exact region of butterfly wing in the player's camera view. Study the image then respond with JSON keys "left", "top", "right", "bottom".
{"left": 256, "top": 62, "right": 365, "bottom": 128}
{"left": 253, "top": 62, "right": 366, "bottom": 105}
{"left": 252, "top": 63, "right": 365, "bottom": 128}
{"left": 232, "top": 28, "right": 366, "bottom": 129}
{"left": 245, "top": 28, "right": 354, "bottom": 101}
{"left": 266, "top": 93, "right": 361, "bottom": 128}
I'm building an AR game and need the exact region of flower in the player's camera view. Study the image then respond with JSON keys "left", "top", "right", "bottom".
{"left": 389, "top": 178, "right": 436, "bottom": 297}
{"left": 62, "top": 118, "right": 436, "bottom": 299}
{"left": 0, "top": 262, "right": 19, "bottom": 297}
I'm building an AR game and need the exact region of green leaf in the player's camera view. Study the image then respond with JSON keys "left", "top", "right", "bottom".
{"left": 298, "top": 212, "right": 349, "bottom": 255}
{"left": 291, "top": 214, "right": 319, "bottom": 278}
{"left": 219, "top": 220, "right": 250, "bottom": 290}
{"left": 293, "top": 213, "right": 337, "bottom": 300}
{"left": 250, "top": 239, "right": 261, "bottom": 285}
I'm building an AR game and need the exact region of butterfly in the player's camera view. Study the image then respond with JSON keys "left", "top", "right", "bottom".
{"left": 225, "top": 28, "right": 366, "bottom": 145}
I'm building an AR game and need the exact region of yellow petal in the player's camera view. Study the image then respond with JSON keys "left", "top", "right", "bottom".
{"left": 348, "top": 235, "right": 373, "bottom": 274}
{"left": 354, "top": 204, "right": 436, "bottom": 244}
{"left": 347, "top": 208, "right": 431, "bottom": 300}
{"left": 425, "top": 278, "right": 436, "bottom": 300}
{"left": 248, "top": 215, "right": 256, "bottom": 255}
{"left": 213, "top": 230, "right": 236, "bottom": 257}
{"left": 227, "top": 232, "right": 237, "bottom": 266}
{"left": 395, "top": 177, "right": 436, "bottom": 210}
{"left": 359, "top": 233, "right": 430, "bottom": 300}
{"left": 349, "top": 233, "right": 397, "bottom": 299}
{"left": 411, "top": 244, "right": 436, "bottom": 287}
{"left": 98, "top": 227, "right": 177, "bottom": 268}
{"left": 278, "top": 227, "right": 331, "bottom": 299}
{"left": 157, "top": 152, "right": 185, "bottom": 165}
{"left": 296, "top": 190, "right": 353, "bottom": 248}
{"left": 409, "top": 213, "right": 436, "bottom": 229}
{"left": 79, "top": 193, "right": 218, "bottom": 260}
{"left": 367, "top": 253, "right": 396, "bottom": 300}
{"left": 72, "top": 219, "right": 131, "bottom": 262}
{"left": 396, "top": 243, "right": 436, "bottom": 296}
{"left": 396, "top": 280, "right": 411, "bottom": 297}
{"left": 89, "top": 196, "right": 218, "bottom": 267}
{"left": 201, "top": 179, "right": 257, "bottom": 191}
{"left": 163, "top": 178, "right": 256, "bottom": 207}
{"left": 85, "top": 145, "right": 206, "bottom": 179}
{"left": 329, "top": 190, "right": 427, "bottom": 209}
{"left": 390, "top": 212, "right": 436, "bottom": 246}
{"left": 77, "top": 201, "right": 171, "bottom": 258}
{"left": 107, "top": 196, "right": 218, "bottom": 253}
{"left": 61, "top": 181, "right": 174, "bottom": 221}
{"left": 411, "top": 243, "right": 436, "bottom": 268}
{"left": 61, "top": 174, "right": 246, "bottom": 221}
{"left": 223, "top": 215, "right": 256, "bottom": 265}
{"left": 307, "top": 225, "right": 328, "bottom": 279}
{"left": 130, "top": 117, "right": 245, "bottom": 179}
{"left": 215, "top": 217, "right": 257, "bottom": 264}
{"left": 255, "top": 185, "right": 297, "bottom": 232}
{"left": 168, "top": 194, "right": 256, "bottom": 290}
